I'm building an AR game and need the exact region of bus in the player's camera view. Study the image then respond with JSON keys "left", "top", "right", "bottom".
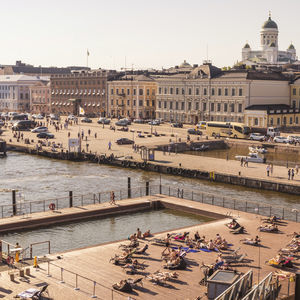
{"left": 206, "top": 122, "right": 250, "bottom": 139}
{"left": 12, "top": 120, "right": 36, "bottom": 131}
{"left": 12, "top": 114, "right": 28, "bottom": 121}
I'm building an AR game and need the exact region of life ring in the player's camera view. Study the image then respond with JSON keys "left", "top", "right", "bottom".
{"left": 153, "top": 165, "right": 160, "bottom": 172}
{"left": 125, "top": 161, "right": 131, "bottom": 167}
{"left": 172, "top": 168, "right": 178, "bottom": 175}
{"left": 49, "top": 203, "right": 55, "bottom": 211}
{"left": 121, "top": 160, "right": 126, "bottom": 166}
{"left": 6, "top": 256, "right": 14, "bottom": 265}
{"left": 166, "top": 167, "right": 172, "bottom": 174}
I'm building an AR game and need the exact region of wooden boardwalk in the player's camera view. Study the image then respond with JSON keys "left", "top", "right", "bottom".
{"left": 0, "top": 195, "right": 299, "bottom": 299}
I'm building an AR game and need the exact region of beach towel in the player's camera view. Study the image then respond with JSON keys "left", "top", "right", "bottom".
{"left": 171, "top": 246, "right": 199, "bottom": 253}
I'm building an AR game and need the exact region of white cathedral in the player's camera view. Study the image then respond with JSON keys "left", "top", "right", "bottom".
{"left": 241, "top": 14, "right": 297, "bottom": 65}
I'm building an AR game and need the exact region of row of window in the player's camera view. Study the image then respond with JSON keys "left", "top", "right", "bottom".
{"left": 158, "top": 101, "right": 243, "bottom": 113}
{"left": 270, "top": 116, "right": 299, "bottom": 125}
{"left": 110, "top": 99, "right": 155, "bottom": 107}
{"left": 158, "top": 87, "right": 243, "bottom": 97}
{"left": 51, "top": 89, "right": 105, "bottom": 95}
{"left": 52, "top": 80, "right": 105, "bottom": 86}
{"left": 110, "top": 88, "right": 155, "bottom": 96}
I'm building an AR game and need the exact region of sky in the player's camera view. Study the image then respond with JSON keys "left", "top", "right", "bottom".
{"left": 1, "top": 0, "right": 299, "bottom": 70}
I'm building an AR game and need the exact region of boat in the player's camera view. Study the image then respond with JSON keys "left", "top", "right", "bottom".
{"left": 191, "top": 144, "right": 209, "bottom": 151}
{"left": 235, "top": 152, "right": 266, "bottom": 163}
{"left": 249, "top": 146, "right": 267, "bottom": 154}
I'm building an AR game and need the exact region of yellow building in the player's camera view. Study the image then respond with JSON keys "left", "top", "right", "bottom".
{"left": 291, "top": 76, "right": 300, "bottom": 109}
{"left": 108, "top": 75, "right": 156, "bottom": 119}
{"left": 245, "top": 104, "right": 300, "bottom": 128}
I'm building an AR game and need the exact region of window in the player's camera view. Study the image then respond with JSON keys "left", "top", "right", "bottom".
{"left": 127, "top": 100, "right": 130, "bottom": 105}
{"left": 152, "top": 100, "right": 155, "bottom": 106}
{"left": 277, "top": 117, "right": 280, "bottom": 125}
{"left": 139, "top": 89, "right": 143, "bottom": 96}
{"left": 121, "top": 88, "right": 124, "bottom": 94}
{"left": 158, "top": 101, "right": 161, "bottom": 108}
{"left": 231, "top": 88, "right": 235, "bottom": 96}
{"left": 292, "top": 100, "right": 296, "bottom": 108}
{"left": 239, "top": 88, "right": 243, "bottom": 96}
{"left": 182, "top": 88, "right": 185, "bottom": 95}
{"left": 133, "top": 89, "right": 136, "bottom": 95}
{"left": 133, "top": 100, "right": 136, "bottom": 106}
{"left": 159, "top": 87, "right": 162, "bottom": 94}
{"left": 211, "top": 88, "right": 215, "bottom": 96}
{"left": 225, "top": 88, "right": 228, "bottom": 96}
{"left": 111, "top": 88, "right": 114, "bottom": 95}
{"left": 127, "top": 89, "right": 130, "bottom": 95}
{"left": 147, "top": 100, "right": 149, "bottom": 106}
{"left": 188, "top": 88, "right": 192, "bottom": 95}
{"left": 170, "top": 102, "right": 173, "bottom": 109}
{"left": 181, "top": 102, "right": 185, "bottom": 110}
{"left": 164, "top": 88, "right": 167, "bottom": 94}
{"left": 238, "top": 103, "right": 242, "bottom": 113}
{"left": 203, "top": 88, "right": 207, "bottom": 96}
{"left": 196, "top": 88, "right": 199, "bottom": 95}
{"left": 116, "top": 89, "right": 119, "bottom": 95}
{"left": 290, "top": 117, "right": 293, "bottom": 124}
{"left": 164, "top": 101, "right": 167, "bottom": 109}
{"left": 20, "top": 93, "right": 23, "bottom": 100}
{"left": 139, "top": 100, "right": 143, "bottom": 106}
{"left": 170, "top": 88, "right": 173, "bottom": 94}
{"left": 176, "top": 88, "right": 179, "bottom": 95}
{"left": 293, "top": 88, "right": 296, "bottom": 96}
{"left": 296, "top": 117, "right": 299, "bottom": 124}
{"left": 217, "top": 103, "right": 221, "bottom": 111}
{"left": 224, "top": 103, "right": 228, "bottom": 112}
{"left": 146, "top": 89, "right": 150, "bottom": 96}
{"left": 203, "top": 103, "right": 207, "bottom": 111}
{"left": 231, "top": 103, "right": 235, "bottom": 112}
{"left": 195, "top": 102, "right": 199, "bottom": 110}
{"left": 270, "top": 118, "right": 273, "bottom": 125}
{"left": 211, "top": 103, "right": 214, "bottom": 111}
{"left": 218, "top": 88, "right": 222, "bottom": 96}
{"left": 188, "top": 102, "right": 191, "bottom": 110}
{"left": 152, "top": 89, "right": 155, "bottom": 95}
{"left": 283, "top": 116, "right": 286, "bottom": 125}
{"left": 111, "top": 100, "right": 114, "bottom": 105}
{"left": 254, "top": 118, "right": 258, "bottom": 125}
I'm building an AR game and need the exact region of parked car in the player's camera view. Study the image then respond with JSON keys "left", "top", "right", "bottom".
{"left": 133, "top": 119, "right": 146, "bottom": 124}
{"left": 68, "top": 114, "right": 76, "bottom": 120}
{"left": 172, "top": 122, "right": 183, "bottom": 128}
{"left": 31, "top": 126, "right": 48, "bottom": 133}
{"left": 287, "top": 135, "right": 300, "bottom": 143}
{"left": 187, "top": 128, "right": 203, "bottom": 135}
{"left": 116, "top": 119, "right": 130, "bottom": 126}
{"left": 32, "top": 114, "right": 44, "bottom": 120}
{"left": 116, "top": 138, "right": 134, "bottom": 145}
{"left": 249, "top": 133, "right": 265, "bottom": 141}
{"left": 81, "top": 117, "right": 92, "bottom": 123}
{"left": 148, "top": 119, "right": 160, "bottom": 125}
{"left": 49, "top": 114, "right": 59, "bottom": 120}
{"left": 97, "top": 117, "right": 110, "bottom": 124}
{"left": 274, "top": 136, "right": 289, "bottom": 143}
{"left": 37, "top": 132, "right": 54, "bottom": 139}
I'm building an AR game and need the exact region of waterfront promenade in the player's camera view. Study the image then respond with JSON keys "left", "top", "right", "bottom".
{"left": 0, "top": 195, "right": 298, "bottom": 299}
{"left": 1, "top": 119, "right": 300, "bottom": 188}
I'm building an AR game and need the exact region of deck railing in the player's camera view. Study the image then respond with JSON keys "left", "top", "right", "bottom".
{"left": 0, "top": 183, "right": 298, "bottom": 223}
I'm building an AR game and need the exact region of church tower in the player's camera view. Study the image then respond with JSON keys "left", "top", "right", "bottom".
{"left": 260, "top": 13, "right": 278, "bottom": 50}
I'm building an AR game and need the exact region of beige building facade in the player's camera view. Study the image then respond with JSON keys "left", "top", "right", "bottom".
{"left": 30, "top": 81, "right": 51, "bottom": 115}
{"left": 108, "top": 75, "right": 156, "bottom": 119}
{"left": 155, "top": 63, "right": 290, "bottom": 124}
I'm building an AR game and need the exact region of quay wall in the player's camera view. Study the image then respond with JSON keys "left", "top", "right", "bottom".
{"left": 7, "top": 144, "right": 300, "bottom": 196}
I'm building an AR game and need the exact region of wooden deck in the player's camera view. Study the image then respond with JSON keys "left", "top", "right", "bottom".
{"left": 0, "top": 195, "right": 298, "bottom": 299}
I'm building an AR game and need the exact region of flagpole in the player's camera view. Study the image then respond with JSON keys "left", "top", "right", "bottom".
{"left": 87, "top": 49, "right": 89, "bottom": 68}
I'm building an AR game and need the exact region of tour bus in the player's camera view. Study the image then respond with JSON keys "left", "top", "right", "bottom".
{"left": 12, "top": 114, "right": 28, "bottom": 121}
{"left": 206, "top": 122, "right": 250, "bottom": 139}
{"left": 12, "top": 120, "right": 36, "bottom": 131}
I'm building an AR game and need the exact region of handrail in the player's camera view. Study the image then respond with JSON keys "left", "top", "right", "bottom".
{"left": 46, "top": 261, "right": 131, "bottom": 299}
{"left": 30, "top": 241, "right": 50, "bottom": 259}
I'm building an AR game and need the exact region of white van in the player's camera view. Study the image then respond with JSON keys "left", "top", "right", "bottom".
{"left": 197, "top": 121, "right": 207, "bottom": 129}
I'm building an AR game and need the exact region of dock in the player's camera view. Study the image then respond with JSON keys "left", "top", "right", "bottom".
{"left": 0, "top": 195, "right": 298, "bottom": 299}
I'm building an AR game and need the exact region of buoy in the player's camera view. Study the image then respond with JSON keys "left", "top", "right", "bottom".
{"left": 49, "top": 203, "right": 55, "bottom": 211}
{"left": 33, "top": 256, "right": 38, "bottom": 268}
{"left": 15, "top": 252, "right": 19, "bottom": 263}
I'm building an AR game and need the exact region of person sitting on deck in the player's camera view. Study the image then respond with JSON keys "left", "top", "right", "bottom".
{"left": 207, "top": 240, "right": 215, "bottom": 250}
{"left": 227, "top": 219, "right": 240, "bottom": 229}
{"left": 194, "top": 231, "right": 200, "bottom": 241}
{"left": 142, "top": 229, "right": 151, "bottom": 238}
{"left": 129, "top": 233, "right": 137, "bottom": 241}
{"left": 218, "top": 238, "right": 228, "bottom": 250}
{"left": 214, "top": 234, "right": 222, "bottom": 245}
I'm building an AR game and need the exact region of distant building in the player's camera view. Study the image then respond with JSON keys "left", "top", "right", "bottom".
{"left": 50, "top": 70, "right": 114, "bottom": 116}
{"left": 0, "top": 75, "right": 49, "bottom": 112}
{"left": 241, "top": 14, "right": 297, "bottom": 66}
{"left": 108, "top": 75, "right": 156, "bottom": 119}
{"left": 291, "top": 76, "right": 300, "bottom": 109}
{"left": 155, "top": 62, "right": 290, "bottom": 124}
{"left": 30, "top": 81, "right": 51, "bottom": 115}
{"left": 0, "top": 60, "right": 90, "bottom": 76}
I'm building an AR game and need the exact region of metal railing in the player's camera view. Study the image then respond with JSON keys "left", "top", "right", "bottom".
{"left": 44, "top": 261, "right": 132, "bottom": 300}
{"left": 0, "top": 183, "right": 299, "bottom": 223}
{"left": 215, "top": 269, "right": 253, "bottom": 300}
{"left": 30, "top": 241, "right": 50, "bottom": 259}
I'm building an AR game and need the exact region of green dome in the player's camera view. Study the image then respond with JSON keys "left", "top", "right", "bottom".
{"left": 243, "top": 43, "right": 250, "bottom": 49}
{"left": 288, "top": 44, "right": 295, "bottom": 50}
{"left": 262, "top": 17, "right": 278, "bottom": 29}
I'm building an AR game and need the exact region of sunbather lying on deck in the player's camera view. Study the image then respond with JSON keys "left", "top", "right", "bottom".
{"left": 226, "top": 219, "right": 240, "bottom": 229}
{"left": 240, "top": 236, "right": 261, "bottom": 246}
{"left": 258, "top": 224, "right": 279, "bottom": 232}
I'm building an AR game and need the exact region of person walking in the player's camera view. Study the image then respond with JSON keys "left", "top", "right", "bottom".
{"left": 109, "top": 191, "right": 116, "bottom": 205}
{"left": 288, "top": 169, "right": 291, "bottom": 180}
{"left": 244, "top": 157, "right": 248, "bottom": 167}
{"left": 266, "top": 164, "right": 270, "bottom": 176}
{"left": 161, "top": 233, "right": 171, "bottom": 256}
{"left": 108, "top": 141, "right": 112, "bottom": 150}
{"left": 295, "top": 164, "right": 299, "bottom": 175}
{"left": 291, "top": 169, "right": 295, "bottom": 180}
{"left": 270, "top": 163, "right": 273, "bottom": 176}
{"left": 240, "top": 157, "right": 244, "bottom": 167}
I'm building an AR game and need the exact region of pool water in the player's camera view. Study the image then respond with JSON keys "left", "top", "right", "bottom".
{"left": 0, "top": 208, "right": 212, "bottom": 256}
